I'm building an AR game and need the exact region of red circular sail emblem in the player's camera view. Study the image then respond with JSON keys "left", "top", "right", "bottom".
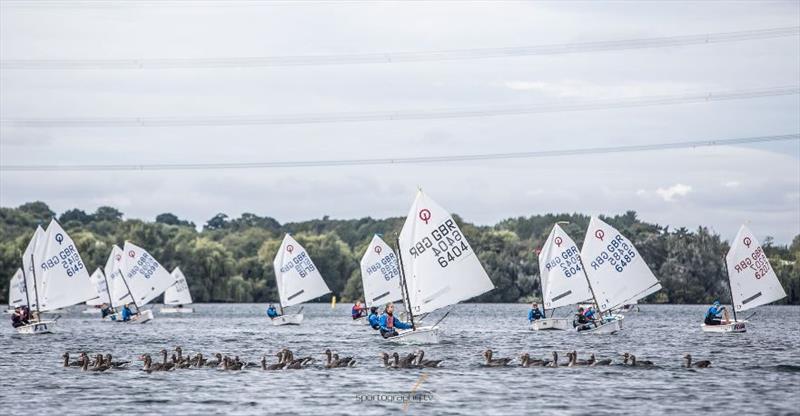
{"left": 743, "top": 237, "right": 752, "bottom": 248}
{"left": 374, "top": 246, "right": 382, "bottom": 254}
{"left": 554, "top": 236, "right": 563, "bottom": 247}
{"left": 286, "top": 244, "right": 294, "bottom": 253}
{"left": 115, "top": 254, "right": 121, "bottom": 261}
{"left": 128, "top": 250, "right": 135, "bottom": 258}
{"left": 419, "top": 209, "right": 432, "bottom": 224}
{"left": 594, "top": 230, "right": 605, "bottom": 241}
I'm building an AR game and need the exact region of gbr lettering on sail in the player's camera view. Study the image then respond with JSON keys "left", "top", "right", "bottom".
{"left": 407, "top": 212, "right": 472, "bottom": 268}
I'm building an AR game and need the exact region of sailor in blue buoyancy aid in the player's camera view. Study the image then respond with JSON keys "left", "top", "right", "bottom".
{"left": 378, "top": 303, "right": 411, "bottom": 338}
{"left": 368, "top": 306, "right": 381, "bottom": 330}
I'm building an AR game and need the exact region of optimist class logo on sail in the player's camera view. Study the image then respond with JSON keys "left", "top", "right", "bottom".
{"left": 408, "top": 209, "right": 473, "bottom": 268}
{"left": 280, "top": 244, "right": 316, "bottom": 278}
{"left": 589, "top": 230, "right": 636, "bottom": 273}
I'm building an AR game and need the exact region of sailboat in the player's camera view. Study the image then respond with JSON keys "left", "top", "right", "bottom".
{"left": 271, "top": 234, "right": 332, "bottom": 326}
{"left": 579, "top": 216, "right": 662, "bottom": 335}
{"left": 358, "top": 234, "right": 404, "bottom": 325}
{"left": 701, "top": 225, "right": 786, "bottom": 333}
{"left": 18, "top": 219, "right": 96, "bottom": 334}
{"left": 533, "top": 224, "right": 594, "bottom": 331}
{"left": 112, "top": 241, "right": 178, "bottom": 324}
{"left": 82, "top": 268, "right": 108, "bottom": 314}
{"left": 6, "top": 269, "right": 25, "bottom": 314}
{"left": 103, "top": 244, "right": 132, "bottom": 320}
{"left": 393, "top": 190, "right": 495, "bottom": 344}
{"left": 160, "top": 267, "right": 194, "bottom": 314}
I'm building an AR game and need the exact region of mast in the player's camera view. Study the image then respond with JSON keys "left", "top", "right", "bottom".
{"left": 118, "top": 271, "right": 140, "bottom": 314}
{"left": 575, "top": 251, "right": 603, "bottom": 315}
{"left": 18, "top": 251, "right": 32, "bottom": 313}
{"left": 102, "top": 271, "right": 115, "bottom": 312}
{"left": 395, "top": 233, "right": 416, "bottom": 330}
{"left": 722, "top": 257, "right": 738, "bottom": 323}
{"left": 29, "top": 253, "right": 42, "bottom": 322}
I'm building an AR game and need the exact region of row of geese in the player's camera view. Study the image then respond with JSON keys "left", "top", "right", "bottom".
{"left": 61, "top": 347, "right": 712, "bottom": 372}
{"left": 483, "top": 349, "right": 711, "bottom": 368}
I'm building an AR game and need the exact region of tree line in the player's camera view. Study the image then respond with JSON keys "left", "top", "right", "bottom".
{"left": 1, "top": 202, "right": 797, "bottom": 305}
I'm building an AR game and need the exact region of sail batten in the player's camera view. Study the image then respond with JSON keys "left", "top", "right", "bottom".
{"left": 726, "top": 225, "right": 786, "bottom": 312}
{"left": 272, "top": 234, "right": 331, "bottom": 308}
{"left": 581, "top": 216, "right": 661, "bottom": 313}
{"left": 360, "top": 235, "right": 404, "bottom": 308}
{"left": 398, "top": 191, "right": 494, "bottom": 316}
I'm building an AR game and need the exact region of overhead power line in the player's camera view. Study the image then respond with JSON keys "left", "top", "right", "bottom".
{"left": 1, "top": 26, "right": 797, "bottom": 70}
{"left": 2, "top": 86, "right": 797, "bottom": 128}
{"left": 2, "top": 134, "right": 796, "bottom": 172}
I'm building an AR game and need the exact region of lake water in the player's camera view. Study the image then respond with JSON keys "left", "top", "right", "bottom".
{"left": 1, "top": 303, "right": 798, "bottom": 415}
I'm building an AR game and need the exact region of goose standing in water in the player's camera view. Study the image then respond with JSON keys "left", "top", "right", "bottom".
{"left": 587, "top": 354, "right": 612, "bottom": 366}
{"left": 482, "top": 349, "right": 513, "bottom": 367}
{"left": 415, "top": 350, "right": 443, "bottom": 368}
{"left": 683, "top": 354, "right": 711, "bottom": 368}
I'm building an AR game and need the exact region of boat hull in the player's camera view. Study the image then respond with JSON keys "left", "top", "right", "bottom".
{"left": 82, "top": 308, "right": 101, "bottom": 314}
{"left": 16, "top": 320, "right": 56, "bottom": 335}
{"left": 701, "top": 320, "right": 747, "bottom": 333}
{"left": 160, "top": 307, "right": 194, "bottom": 314}
{"left": 271, "top": 313, "right": 304, "bottom": 326}
{"left": 385, "top": 326, "right": 440, "bottom": 344}
{"left": 530, "top": 317, "right": 572, "bottom": 331}
{"left": 576, "top": 316, "right": 624, "bottom": 335}
{"left": 135, "top": 309, "right": 154, "bottom": 324}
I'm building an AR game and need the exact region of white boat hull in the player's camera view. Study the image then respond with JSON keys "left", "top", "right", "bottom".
{"left": 16, "top": 320, "right": 56, "bottom": 334}
{"left": 576, "top": 316, "right": 624, "bottom": 335}
{"left": 385, "top": 326, "right": 440, "bottom": 344}
{"left": 271, "top": 313, "right": 304, "bottom": 326}
{"left": 134, "top": 309, "right": 154, "bottom": 324}
{"left": 530, "top": 317, "right": 572, "bottom": 331}
{"left": 701, "top": 320, "right": 747, "bottom": 333}
{"left": 160, "top": 307, "right": 194, "bottom": 314}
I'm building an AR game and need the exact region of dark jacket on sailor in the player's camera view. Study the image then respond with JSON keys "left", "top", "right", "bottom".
{"left": 528, "top": 308, "right": 545, "bottom": 321}
{"left": 368, "top": 312, "right": 381, "bottom": 330}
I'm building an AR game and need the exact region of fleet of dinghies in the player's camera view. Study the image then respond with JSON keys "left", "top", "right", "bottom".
{"left": 271, "top": 234, "right": 332, "bottom": 326}
{"left": 6, "top": 194, "right": 787, "bottom": 340}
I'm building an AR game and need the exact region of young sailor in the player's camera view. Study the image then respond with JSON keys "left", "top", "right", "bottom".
{"left": 11, "top": 306, "right": 29, "bottom": 328}
{"left": 573, "top": 306, "right": 592, "bottom": 331}
{"left": 528, "top": 302, "right": 545, "bottom": 321}
{"left": 704, "top": 301, "right": 726, "bottom": 325}
{"left": 583, "top": 306, "right": 597, "bottom": 322}
{"left": 367, "top": 306, "right": 381, "bottom": 330}
{"left": 378, "top": 303, "right": 411, "bottom": 338}
{"left": 351, "top": 300, "right": 366, "bottom": 320}
{"left": 120, "top": 304, "right": 135, "bottom": 322}
{"left": 100, "top": 303, "right": 114, "bottom": 319}
{"left": 266, "top": 304, "right": 280, "bottom": 319}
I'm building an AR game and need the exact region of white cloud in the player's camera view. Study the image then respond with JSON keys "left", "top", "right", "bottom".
{"left": 656, "top": 184, "right": 693, "bottom": 202}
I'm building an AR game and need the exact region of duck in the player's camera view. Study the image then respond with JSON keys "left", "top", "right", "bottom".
{"left": 623, "top": 353, "right": 654, "bottom": 367}
{"left": 415, "top": 350, "right": 443, "bottom": 368}
{"left": 587, "top": 354, "right": 612, "bottom": 366}
{"left": 546, "top": 351, "right": 559, "bottom": 368}
{"left": 262, "top": 354, "right": 286, "bottom": 371}
{"left": 333, "top": 353, "right": 357, "bottom": 368}
{"left": 683, "top": 354, "right": 711, "bottom": 368}
{"left": 104, "top": 354, "right": 131, "bottom": 369}
{"left": 482, "top": 349, "right": 513, "bottom": 367}
{"left": 62, "top": 352, "right": 84, "bottom": 368}
{"left": 205, "top": 353, "right": 223, "bottom": 368}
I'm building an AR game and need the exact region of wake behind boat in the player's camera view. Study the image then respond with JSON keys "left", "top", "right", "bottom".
{"left": 701, "top": 225, "right": 787, "bottom": 333}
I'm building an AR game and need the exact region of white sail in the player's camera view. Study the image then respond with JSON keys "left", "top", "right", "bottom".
{"left": 538, "top": 224, "right": 593, "bottom": 310}
{"left": 581, "top": 216, "right": 661, "bottom": 312}
{"left": 360, "top": 235, "right": 404, "bottom": 308}
{"left": 86, "top": 268, "right": 109, "bottom": 306}
{"left": 33, "top": 219, "right": 96, "bottom": 311}
{"left": 726, "top": 225, "right": 786, "bottom": 312}
{"left": 121, "top": 241, "right": 178, "bottom": 307}
{"left": 398, "top": 190, "right": 494, "bottom": 315}
{"left": 105, "top": 245, "right": 133, "bottom": 308}
{"left": 272, "top": 234, "right": 331, "bottom": 308}
{"left": 8, "top": 269, "right": 26, "bottom": 307}
{"left": 164, "top": 267, "right": 193, "bottom": 305}
{"left": 21, "top": 225, "right": 44, "bottom": 309}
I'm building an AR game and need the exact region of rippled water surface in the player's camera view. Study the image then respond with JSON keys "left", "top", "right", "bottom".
{"left": 1, "top": 304, "right": 798, "bottom": 415}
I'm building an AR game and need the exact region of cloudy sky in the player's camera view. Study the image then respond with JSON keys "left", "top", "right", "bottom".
{"left": 1, "top": 1, "right": 798, "bottom": 243}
